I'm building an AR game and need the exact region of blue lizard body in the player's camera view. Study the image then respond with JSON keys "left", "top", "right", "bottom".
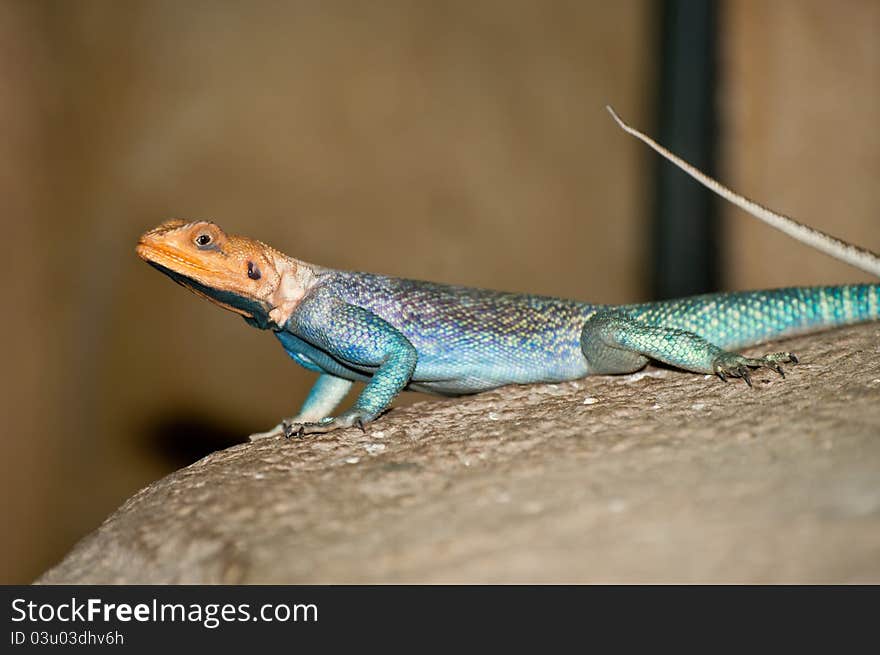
{"left": 281, "top": 272, "right": 597, "bottom": 395}
{"left": 270, "top": 268, "right": 879, "bottom": 432}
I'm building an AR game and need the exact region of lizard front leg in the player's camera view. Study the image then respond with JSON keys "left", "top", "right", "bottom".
{"left": 284, "top": 299, "right": 418, "bottom": 437}
{"left": 249, "top": 373, "right": 353, "bottom": 441}
{"left": 580, "top": 309, "right": 796, "bottom": 384}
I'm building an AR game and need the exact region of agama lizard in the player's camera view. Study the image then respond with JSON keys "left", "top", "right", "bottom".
{"left": 136, "top": 107, "right": 880, "bottom": 439}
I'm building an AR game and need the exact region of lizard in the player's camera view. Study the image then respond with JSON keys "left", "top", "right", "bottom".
{"left": 136, "top": 107, "right": 880, "bottom": 439}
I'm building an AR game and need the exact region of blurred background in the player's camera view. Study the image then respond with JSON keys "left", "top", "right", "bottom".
{"left": 1, "top": 0, "right": 877, "bottom": 583}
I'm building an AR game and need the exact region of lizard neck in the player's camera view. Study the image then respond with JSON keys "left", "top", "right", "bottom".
{"left": 266, "top": 249, "right": 321, "bottom": 330}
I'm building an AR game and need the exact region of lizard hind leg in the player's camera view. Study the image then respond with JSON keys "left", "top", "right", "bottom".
{"left": 580, "top": 309, "right": 796, "bottom": 384}
{"left": 579, "top": 310, "right": 651, "bottom": 375}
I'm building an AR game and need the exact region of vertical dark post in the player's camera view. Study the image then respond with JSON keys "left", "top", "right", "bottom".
{"left": 652, "top": 0, "right": 719, "bottom": 299}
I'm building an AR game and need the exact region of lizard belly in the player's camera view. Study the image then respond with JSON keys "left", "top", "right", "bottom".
{"left": 405, "top": 339, "right": 589, "bottom": 394}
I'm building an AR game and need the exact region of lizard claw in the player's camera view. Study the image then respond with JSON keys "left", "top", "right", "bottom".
{"left": 767, "top": 362, "right": 785, "bottom": 378}
{"left": 712, "top": 351, "right": 798, "bottom": 386}
{"left": 282, "top": 419, "right": 307, "bottom": 439}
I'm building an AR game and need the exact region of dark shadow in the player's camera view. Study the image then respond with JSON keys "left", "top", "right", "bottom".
{"left": 138, "top": 409, "right": 252, "bottom": 470}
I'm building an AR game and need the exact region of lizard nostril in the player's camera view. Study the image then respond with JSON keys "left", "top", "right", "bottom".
{"left": 247, "top": 261, "right": 261, "bottom": 280}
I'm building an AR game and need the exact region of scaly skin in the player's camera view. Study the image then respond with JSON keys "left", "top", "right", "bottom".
{"left": 135, "top": 110, "right": 880, "bottom": 438}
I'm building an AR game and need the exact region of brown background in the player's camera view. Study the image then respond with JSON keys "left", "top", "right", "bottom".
{"left": 1, "top": 0, "right": 878, "bottom": 583}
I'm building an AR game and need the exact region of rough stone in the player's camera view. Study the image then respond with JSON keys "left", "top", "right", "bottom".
{"left": 38, "top": 324, "right": 880, "bottom": 583}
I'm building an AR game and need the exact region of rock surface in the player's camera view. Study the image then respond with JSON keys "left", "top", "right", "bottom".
{"left": 38, "top": 325, "right": 880, "bottom": 583}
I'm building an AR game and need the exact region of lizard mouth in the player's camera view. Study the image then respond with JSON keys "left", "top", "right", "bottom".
{"left": 140, "top": 254, "right": 260, "bottom": 321}
{"left": 135, "top": 241, "right": 213, "bottom": 274}
{"left": 136, "top": 239, "right": 272, "bottom": 323}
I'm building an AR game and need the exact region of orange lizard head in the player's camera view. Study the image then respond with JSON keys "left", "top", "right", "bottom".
{"left": 136, "top": 220, "right": 313, "bottom": 329}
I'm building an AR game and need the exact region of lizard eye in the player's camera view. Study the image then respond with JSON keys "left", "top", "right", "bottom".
{"left": 247, "top": 261, "right": 261, "bottom": 280}
{"left": 194, "top": 233, "right": 213, "bottom": 248}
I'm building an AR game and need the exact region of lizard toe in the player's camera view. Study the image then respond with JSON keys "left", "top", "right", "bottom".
{"left": 284, "top": 410, "right": 374, "bottom": 437}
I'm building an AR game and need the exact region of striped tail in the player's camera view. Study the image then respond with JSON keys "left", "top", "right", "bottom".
{"left": 629, "top": 284, "right": 880, "bottom": 350}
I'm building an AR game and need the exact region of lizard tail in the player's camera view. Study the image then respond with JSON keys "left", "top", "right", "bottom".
{"left": 607, "top": 106, "right": 880, "bottom": 279}
{"left": 630, "top": 284, "right": 880, "bottom": 350}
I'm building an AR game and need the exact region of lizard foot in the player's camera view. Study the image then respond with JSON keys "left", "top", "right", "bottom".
{"left": 283, "top": 410, "right": 371, "bottom": 438}
{"left": 712, "top": 351, "right": 798, "bottom": 387}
